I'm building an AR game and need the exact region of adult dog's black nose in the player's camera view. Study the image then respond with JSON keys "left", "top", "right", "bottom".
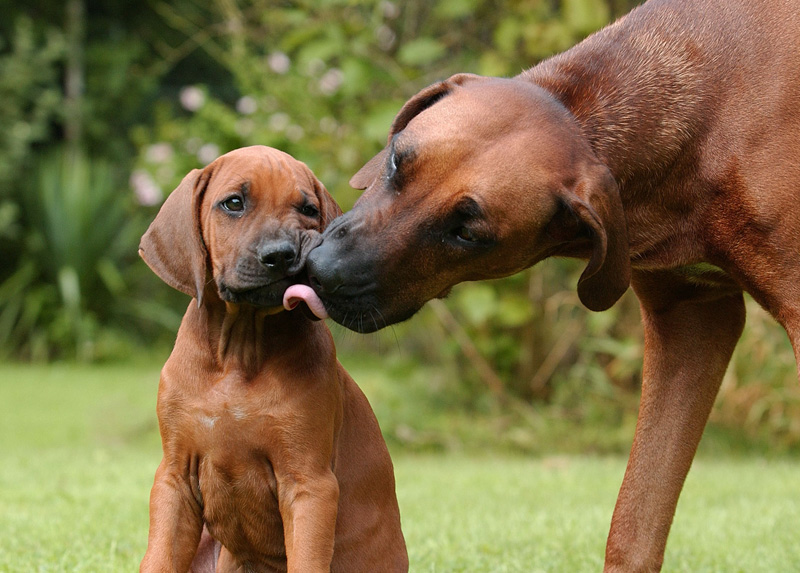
{"left": 306, "top": 241, "right": 343, "bottom": 295}
{"left": 306, "top": 229, "right": 378, "bottom": 298}
{"left": 258, "top": 240, "right": 297, "bottom": 274}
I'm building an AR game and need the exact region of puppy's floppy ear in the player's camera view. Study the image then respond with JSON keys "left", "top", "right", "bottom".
{"left": 312, "top": 175, "right": 342, "bottom": 231}
{"left": 559, "top": 164, "right": 630, "bottom": 311}
{"left": 139, "top": 168, "right": 210, "bottom": 305}
{"left": 350, "top": 73, "right": 483, "bottom": 190}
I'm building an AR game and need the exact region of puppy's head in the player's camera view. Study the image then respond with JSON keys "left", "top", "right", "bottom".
{"left": 139, "top": 145, "right": 340, "bottom": 309}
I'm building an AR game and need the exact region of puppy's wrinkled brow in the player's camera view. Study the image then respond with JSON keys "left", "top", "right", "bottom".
{"left": 225, "top": 176, "right": 249, "bottom": 196}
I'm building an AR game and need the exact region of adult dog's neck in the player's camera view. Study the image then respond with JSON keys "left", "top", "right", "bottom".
{"left": 521, "top": 0, "right": 723, "bottom": 191}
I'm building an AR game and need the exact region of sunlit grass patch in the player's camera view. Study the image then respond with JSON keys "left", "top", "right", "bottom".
{"left": 1, "top": 362, "right": 798, "bottom": 572}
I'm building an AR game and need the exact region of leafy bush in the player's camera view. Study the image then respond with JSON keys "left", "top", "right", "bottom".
{"left": 0, "top": 17, "right": 64, "bottom": 244}
{"left": 0, "top": 148, "right": 177, "bottom": 361}
{"left": 712, "top": 299, "right": 800, "bottom": 452}
{"left": 129, "top": 0, "right": 621, "bottom": 208}
{"left": 1, "top": 0, "right": 797, "bottom": 453}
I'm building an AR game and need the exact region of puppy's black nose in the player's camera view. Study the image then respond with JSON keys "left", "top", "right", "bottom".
{"left": 258, "top": 241, "right": 297, "bottom": 273}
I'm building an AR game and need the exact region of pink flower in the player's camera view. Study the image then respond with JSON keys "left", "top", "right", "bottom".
{"left": 197, "top": 143, "right": 220, "bottom": 165}
{"left": 144, "top": 143, "right": 174, "bottom": 164}
{"left": 319, "top": 69, "right": 344, "bottom": 95}
{"left": 268, "top": 52, "right": 290, "bottom": 74}
{"left": 179, "top": 86, "right": 205, "bottom": 112}
{"left": 130, "top": 169, "right": 163, "bottom": 206}
{"left": 236, "top": 96, "right": 257, "bottom": 115}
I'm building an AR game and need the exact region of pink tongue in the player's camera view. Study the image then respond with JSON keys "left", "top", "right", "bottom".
{"left": 283, "top": 284, "right": 329, "bottom": 319}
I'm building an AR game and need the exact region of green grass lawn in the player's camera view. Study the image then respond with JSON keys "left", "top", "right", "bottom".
{"left": 1, "top": 362, "right": 799, "bottom": 572}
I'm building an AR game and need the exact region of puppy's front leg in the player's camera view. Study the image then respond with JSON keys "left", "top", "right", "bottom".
{"left": 279, "top": 470, "right": 340, "bottom": 573}
{"left": 141, "top": 459, "right": 204, "bottom": 573}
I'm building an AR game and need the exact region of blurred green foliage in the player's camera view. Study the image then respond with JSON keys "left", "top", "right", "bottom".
{"left": 0, "top": 17, "right": 64, "bottom": 239}
{"left": 127, "top": 0, "right": 631, "bottom": 206}
{"left": 0, "top": 148, "right": 183, "bottom": 360}
{"left": 0, "top": 0, "right": 798, "bottom": 452}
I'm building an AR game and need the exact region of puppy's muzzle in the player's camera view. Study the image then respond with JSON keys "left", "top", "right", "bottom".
{"left": 258, "top": 240, "right": 299, "bottom": 276}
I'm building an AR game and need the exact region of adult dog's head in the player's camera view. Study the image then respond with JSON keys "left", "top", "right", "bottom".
{"left": 140, "top": 145, "right": 340, "bottom": 309}
{"left": 306, "top": 74, "right": 630, "bottom": 332}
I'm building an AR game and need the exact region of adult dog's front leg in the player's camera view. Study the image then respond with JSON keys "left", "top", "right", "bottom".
{"left": 279, "top": 470, "right": 340, "bottom": 573}
{"left": 604, "top": 271, "right": 745, "bottom": 573}
{"left": 141, "top": 459, "right": 205, "bottom": 573}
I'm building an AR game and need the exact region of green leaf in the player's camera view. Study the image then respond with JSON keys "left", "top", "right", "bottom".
{"left": 363, "top": 100, "right": 404, "bottom": 144}
{"left": 562, "top": 0, "right": 610, "bottom": 35}
{"left": 454, "top": 283, "right": 498, "bottom": 325}
{"left": 58, "top": 266, "right": 81, "bottom": 313}
{"left": 494, "top": 17, "right": 522, "bottom": 55}
{"left": 398, "top": 38, "right": 447, "bottom": 67}
{"left": 96, "top": 258, "right": 127, "bottom": 296}
{"left": 496, "top": 295, "right": 533, "bottom": 327}
{"left": 433, "top": 0, "right": 481, "bottom": 19}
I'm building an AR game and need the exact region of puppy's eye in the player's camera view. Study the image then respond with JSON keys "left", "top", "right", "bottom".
{"left": 300, "top": 204, "right": 319, "bottom": 218}
{"left": 221, "top": 196, "right": 244, "bottom": 213}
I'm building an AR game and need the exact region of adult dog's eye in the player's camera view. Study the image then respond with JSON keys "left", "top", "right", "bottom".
{"left": 453, "top": 226, "right": 478, "bottom": 243}
{"left": 300, "top": 204, "right": 319, "bottom": 218}
{"left": 220, "top": 196, "right": 244, "bottom": 213}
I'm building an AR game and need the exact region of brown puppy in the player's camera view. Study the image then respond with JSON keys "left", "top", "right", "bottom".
{"left": 138, "top": 146, "right": 407, "bottom": 573}
{"left": 304, "top": 0, "right": 800, "bottom": 571}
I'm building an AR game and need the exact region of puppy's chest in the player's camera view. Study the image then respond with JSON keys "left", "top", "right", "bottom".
{"left": 177, "top": 376, "right": 290, "bottom": 558}
{"left": 184, "top": 376, "right": 284, "bottom": 454}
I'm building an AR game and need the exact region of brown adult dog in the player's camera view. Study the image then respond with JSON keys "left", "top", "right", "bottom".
{"left": 138, "top": 146, "right": 407, "bottom": 572}
{"left": 303, "top": 0, "right": 800, "bottom": 570}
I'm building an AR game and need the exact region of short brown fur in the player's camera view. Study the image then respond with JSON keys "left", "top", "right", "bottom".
{"left": 305, "top": 0, "right": 800, "bottom": 570}
{"left": 138, "top": 146, "right": 407, "bottom": 573}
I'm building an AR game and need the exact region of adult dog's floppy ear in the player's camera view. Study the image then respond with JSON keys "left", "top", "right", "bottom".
{"left": 139, "top": 168, "right": 210, "bottom": 305}
{"left": 388, "top": 73, "right": 482, "bottom": 136}
{"left": 562, "top": 165, "right": 630, "bottom": 311}
{"left": 350, "top": 73, "right": 483, "bottom": 190}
